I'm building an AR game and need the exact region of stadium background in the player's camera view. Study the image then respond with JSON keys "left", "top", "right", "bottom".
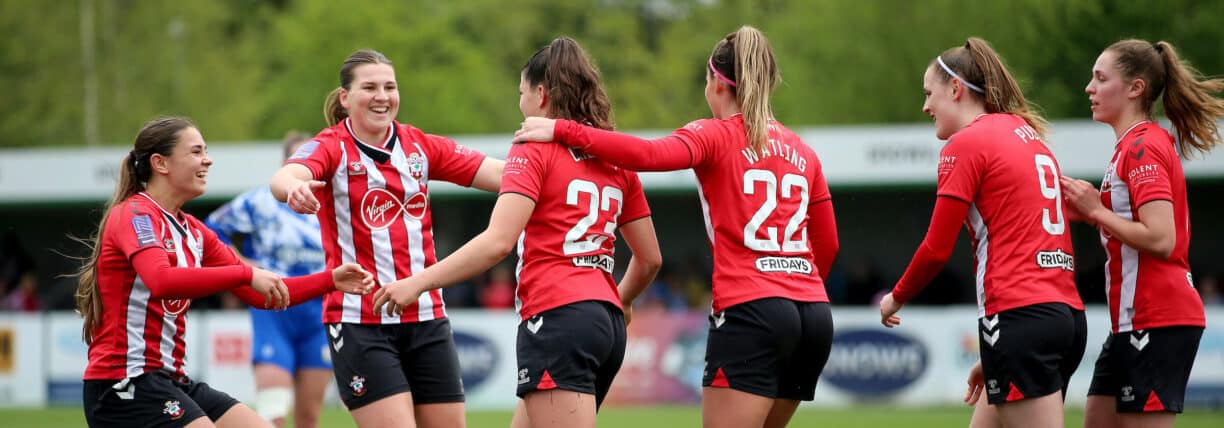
{"left": 1, "top": 0, "right": 1223, "bottom": 426}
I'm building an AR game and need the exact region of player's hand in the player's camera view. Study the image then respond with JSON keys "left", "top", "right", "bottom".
{"left": 879, "top": 292, "right": 902, "bottom": 328}
{"left": 622, "top": 304, "right": 634, "bottom": 326}
{"left": 964, "top": 359, "right": 985, "bottom": 405}
{"left": 512, "top": 117, "right": 556, "bottom": 144}
{"left": 372, "top": 280, "right": 425, "bottom": 317}
{"left": 287, "top": 180, "right": 325, "bottom": 214}
{"left": 250, "top": 267, "right": 289, "bottom": 310}
{"left": 1059, "top": 176, "right": 1105, "bottom": 223}
{"left": 332, "top": 263, "right": 375, "bottom": 295}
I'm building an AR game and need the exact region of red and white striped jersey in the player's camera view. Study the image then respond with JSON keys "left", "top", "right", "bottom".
{"left": 85, "top": 193, "right": 216, "bottom": 380}
{"left": 677, "top": 116, "right": 831, "bottom": 312}
{"left": 500, "top": 142, "right": 651, "bottom": 321}
{"left": 289, "top": 118, "right": 486, "bottom": 324}
{"left": 1099, "top": 121, "right": 1204, "bottom": 332}
{"left": 936, "top": 114, "right": 1083, "bottom": 317}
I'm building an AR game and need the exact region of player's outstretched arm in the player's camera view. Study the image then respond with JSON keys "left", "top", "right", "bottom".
{"left": 373, "top": 193, "right": 534, "bottom": 316}
{"left": 271, "top": 164, "right": 324, "bottom": 215}
{"left": 882, "top": 196, "right": 969, "bottom": 327}
{"left": 515, "top": 117, "right": 695, "bottom": 172}
{"left": 470, "top": 157, "right": 506, "bottom": 193}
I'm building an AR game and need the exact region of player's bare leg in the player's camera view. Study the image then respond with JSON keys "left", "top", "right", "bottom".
{"left": 702, "top": 387, "right": 772, "bottom": 428}
{"left": 1118, "top": 413, "right": 1176, "bottom": 428}
{"left": 215, "top": 403, "right": 273, "bottom": 428}
{"left": 522, "top": 389, "right": 596, "bottom": 428}
{"left": 291, "top": 368, "right": 332, "bottom": 428}
{"left": 415, "top": 402, "right": 467, "bottom": 428}
{"left": 968, "top": 395, "right": 1002, "bottom": 428}
{"left": 762, "top": 398, "right": 800, "bottom": 428}
{"left": 509, "top": 399, "right": 532, "bottom": 428}
{"left": 1083, "top": 395, "right": 1118, "bottom": 428}
{"left": 350, "top": 391, "right": 416, "bottom": 428}
{"left": 995, "top": 392, "right": 1063, "bottom": 428}
{"left": 253, "top": 364, "right": 293, "bottom": 427}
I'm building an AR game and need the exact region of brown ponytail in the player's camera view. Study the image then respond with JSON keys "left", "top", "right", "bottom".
{"left": 1158, "top": 41, "right": 1224, "bottom": 157}
{"left": 1106, "top": 39, "right": 1224, "bottom": 157}
{"left": 932, "top": 37, "right": 1048, "bottom": 139}
{"left": 709, "top": 26, "right": 780, "bottom": 153}
{"left": 72, "top": 117, "right": 194, "bottom": 344}
{"left": 522, "top": 37, "right": 615, "bottom": 131}
{"left": 323, "top": 50, "right": 394, "bottom": 127}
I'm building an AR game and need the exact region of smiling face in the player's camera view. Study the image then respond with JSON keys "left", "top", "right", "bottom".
{"left": 922, "top": 65, "right": 960, "bottom": 140}
{"left": 153, "top": 127, "right": 211, "bottom": 199}
{"left": 1085, "top": 50, "right": 1140, "bottom": 126}
{"left": 339, "top": 63, "right": 399, "bottom": 140}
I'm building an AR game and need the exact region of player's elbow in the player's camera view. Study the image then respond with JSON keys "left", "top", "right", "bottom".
{"left": 486, "top": 236, "right": 516, "bottom": 261}
{"left": 637, "top": 251, "right": 663, "bottom": 277}
{"left": 1148, "top": 236, "right": 1176, "bottom": 259}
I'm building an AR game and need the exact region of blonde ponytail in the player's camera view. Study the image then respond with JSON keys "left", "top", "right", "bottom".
{"left": 710, "top": 26, "right": 780, "bottom": 153}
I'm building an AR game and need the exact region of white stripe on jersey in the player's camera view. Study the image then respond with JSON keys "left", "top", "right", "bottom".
{"left": 514, "top": 231, "right": 526, "bottom": 316}
{"left": 161, "top": 218, "right": 194, "bottom": 373}
{"left": 125, "top": 277, "right": 151, "bottom": 378}
{"left": 1107, "top": 161, "right": 1140, "bottom": 331}
{"left": 363, "top": 156, "right": 403, "bottom": 324}
{"left": 967, "top": 203, "right": 989, "bottom": 318}
{"left": 333, "top": 149, "right": 363, "bottom": 324}
{"left": 696, "top": 184, "right": 715, "bottom": 245}
{"left": 402, "top": 142, "right": 436, "bottom": 321}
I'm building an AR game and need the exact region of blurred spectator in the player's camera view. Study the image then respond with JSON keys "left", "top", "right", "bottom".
{"left": 1199, "top": 273, "right": 1222, "bottom": 306}
{"left": 0, "top": 230, "right": 40, "bottom": 311}
{"left": 635, "top": 263, "right": 689, "bottom": 311}
{"left": 2, "top": 270, "right": 40, "bottom": 311}
{"left": 678, "top": 256, "right": 712, "bottom": 309}
{"left": 479, "top": 264, "right": 516, "bottom": 309}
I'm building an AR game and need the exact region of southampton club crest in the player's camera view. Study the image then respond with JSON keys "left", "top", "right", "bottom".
{"left": 163, "top": 400, "right": 185, "bottom": 420}
{"left": 350, "top": 375, "right": 367, "bottom": 397}
{"left": 407, "top": 152, "right": 425, "bottom": 180}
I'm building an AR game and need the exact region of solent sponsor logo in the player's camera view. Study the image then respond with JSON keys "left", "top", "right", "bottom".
{"left": 823, "top": 328, "right": 929, "bottom": 396}
{"left": 1127, "top": 163, "right": 1161, "bottom": 186}
{"left": 937, "top": 155, "right": 957, "bottom": 177}
{"left": 754, "top": 256, "right": 812, "bottom": 275}
{"left": 1035, "top": 249, "right": 1074, "bottom": 271}
{"left": 572, "top": 254, "right": 614, "bottom": 273}
{"left": 359, "top": 188, "right": 428, "bottom": 230}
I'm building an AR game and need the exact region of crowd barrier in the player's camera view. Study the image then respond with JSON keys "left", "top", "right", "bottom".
{"left": 2, "top": 307, "right": 1221, "bottom": 409}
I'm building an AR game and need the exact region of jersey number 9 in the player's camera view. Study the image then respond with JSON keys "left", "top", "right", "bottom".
{"left": 1035, "top": 154, "right": 1065, "bottom": 235}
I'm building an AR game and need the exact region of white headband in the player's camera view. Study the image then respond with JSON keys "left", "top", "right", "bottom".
{"left": 937, "top": 56, "right": 985, "bottom": 94}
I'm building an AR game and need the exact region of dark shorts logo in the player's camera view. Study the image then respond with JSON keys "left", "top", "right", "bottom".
{"left": 453, "top": 331, "right": 499, "bottom": 391}
{"left": 823, "top": 329, "right": 928, "bottom": 397}
{"left": 162, "top": 400, "right": 184, "bottom": 420}
{"left": 349, "top": 375, "right": 366, "bottom": 397}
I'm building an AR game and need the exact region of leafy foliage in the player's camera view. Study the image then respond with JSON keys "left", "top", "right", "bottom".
{"left": 3, "top": 0, "right": 1222, "bottom": 146}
